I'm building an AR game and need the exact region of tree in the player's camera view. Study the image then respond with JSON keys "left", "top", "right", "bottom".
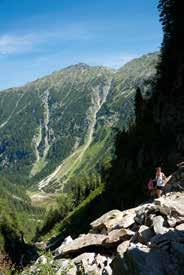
{"left": 135, "top": 87, "right": 144, "bottom": 126}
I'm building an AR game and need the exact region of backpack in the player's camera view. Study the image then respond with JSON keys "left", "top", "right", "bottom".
{"left": 147, "top": 179, "right": 156, "bottom": 190}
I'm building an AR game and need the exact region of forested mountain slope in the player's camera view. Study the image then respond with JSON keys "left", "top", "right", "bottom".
{"left": 0, "top": 53, "right": 158, "bottom": 192}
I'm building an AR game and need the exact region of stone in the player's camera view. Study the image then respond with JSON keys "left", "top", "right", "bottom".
{"left": 55, "top": 229, "right": 133, "bottom": 257}
{"left": 63, "top": 235, "right": 73, "bottom": 244}
{"left": 73, "top": 252, "right": 96, "bottom": 266}
{"left": 134, "top": 204, "right": 152, "bottom": 225}
{"left": 138, "top": 225, "right": 155, "bottom": 244}
{"left": 103, "top": 228, "right": 134, "bottom": 245}
{"left": 111, "top": 241, "right": 179, "bottom": 275}
{"left": 73, "top": 253, "right": 112, "bottom": 275}
{"left": 152, "top": 215, "right": 168, "bottom": 235}
{"left": 96, "top": 254, "right": 113, "bottom": 274}
{"left": 35, "top": 255, "right": 47, "bottom": 265}
{"left": 175, "top": 223, "right": 184, "bottom": 231}
{"left": 55, "top": 236, "right": 73, "bottom": 256}
{"left": 117, "top": 240, "right": 130, "bottom": 257}
{"left": 55, "top": 259, "right": 77, "bottom": 275}
{"left": 90, "top": 208, "right": 136, "bottom": 233}
{"left": 155, "top": 193, "right": 184, "bottom": 217}
{"left": 167, "top": 216, "right": 177, "bottom": 227}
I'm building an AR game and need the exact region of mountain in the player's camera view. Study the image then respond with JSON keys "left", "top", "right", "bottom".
{"left": 0, "top": 53, "right": 158, "bottom": 193}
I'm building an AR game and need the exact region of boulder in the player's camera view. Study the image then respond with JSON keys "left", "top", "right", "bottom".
{"left": 138, "top": 225, "right": 155, "bottom": 244}
{"left": 73, "top": 252, "right": 96, "bottom": 266}
{"left": 73, "top": 253, "right": 97, "bottom": 274}
{"left": 175, "top": 223, "right": 184, "bottom": 231}
{"left": 55, "top": 229, "right": 133, "bottom": 258}
{"left": 104, "top": 229, "right": 134, "bottom": 245}
{"left": 73, "top": 252, "right": 112, "bottom": 275}
{"left": 90, "top": 208, "right": 136, "bottom": 233}
{"left": 134, "top": 204, "right": 153, "bottom": 225}
{"left": 95, "top": 254, "right": 113, "bottom": 274}
{"left": 152, "top": 216, "right": 168, "bottom": 235}
{"left": 117, "top": 240, "right": 130, "bottom": 257}
{"left": 167, "top": 216, "right": 177, "bottom": 227}
{"left": 155, "top": 193, "right": 184, "bottom": 217}
{"left": 111, "top": 242, "right": 178, "bottom": 275}
{"left": 35, "top": 255, "right": 48, "bottom": 265}
{"left": 55, "top": 236, "right": 73, "bottom": 256}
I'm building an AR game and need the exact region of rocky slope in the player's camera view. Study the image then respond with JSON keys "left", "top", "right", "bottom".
{"left": 0, "top": 53, "right": 158, "bottom": 191}
{"left": 23, "top": 165, "right": 184, "bottom": 274}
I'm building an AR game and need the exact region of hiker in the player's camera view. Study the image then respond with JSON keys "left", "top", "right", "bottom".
{"left": 155, "top": 166, "right": 166, "bottom": 198}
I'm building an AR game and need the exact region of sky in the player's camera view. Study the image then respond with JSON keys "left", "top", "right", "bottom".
{"left": 0, "top": 0, "right": 162, "bottom": 90}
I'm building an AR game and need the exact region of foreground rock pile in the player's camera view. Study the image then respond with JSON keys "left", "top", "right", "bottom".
{"left": 24, "top": 167, "right": 184, "bottom": 274}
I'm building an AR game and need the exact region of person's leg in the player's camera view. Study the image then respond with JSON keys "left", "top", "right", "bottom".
{"left": 156, "top": 188, "right": 161, "bottom": 198}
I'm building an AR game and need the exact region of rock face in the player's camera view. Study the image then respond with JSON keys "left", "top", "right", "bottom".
{"left": 23, "top": 168, "right": 184, "bottom": 275}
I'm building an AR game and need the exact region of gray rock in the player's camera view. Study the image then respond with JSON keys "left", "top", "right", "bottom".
{"left": 152, "top": 216, "right": 168, "bottom": 235}
{"left": 35, "top": 255, "right": 48, "bottom": 265}
{"left": 73, "top": 252, "right": 112, "bottom": 275}
{"left": 167, "top": 216, "right": 177, "bottom": 227}
{"left": 112, "top": 242, "right": 178, "bottom": 275}
{"left": 155, "top": 193, "right": 184, "bottom": 217}
{"left": 175, "top": 223, "right": 184, "bottom": 231}
{"left": 117, "top": 240, "right": 130, "bottom": 257}
{"left": 138, "top": 225, "right": 155, "bottom": 243}
{"left": 134, "top": 204, "right": 152, "bottom": 225}
{"left": 73, "top": 252, "right": 96, "bottom": 266}
{"left": 55, "top": 236, "right": 73, "bottom": 256}
{"left": 55, "top": 229, "right": 133, "bottom": 257}
{"left": 90, "top": 208, "right": 136, "bottom": 233}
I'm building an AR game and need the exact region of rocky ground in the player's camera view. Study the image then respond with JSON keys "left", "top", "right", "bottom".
{"left": 22, "top": 165, "right": 184, "bottom": 275}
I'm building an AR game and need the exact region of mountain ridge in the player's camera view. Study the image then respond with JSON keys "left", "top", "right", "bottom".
{"left": 0, "top": 52, "right": 159, "bottom": 192}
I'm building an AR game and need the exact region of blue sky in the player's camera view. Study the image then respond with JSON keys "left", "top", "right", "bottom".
{"left": 0, "top": 0, "right": 162, "bottom": 90}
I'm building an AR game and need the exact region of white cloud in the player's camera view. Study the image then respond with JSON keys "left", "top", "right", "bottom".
{"left": 0, "top": 34, "right": 37, "bottom": 54}
{"left": 0, "top": 24, "right": 93, "bottom": 55}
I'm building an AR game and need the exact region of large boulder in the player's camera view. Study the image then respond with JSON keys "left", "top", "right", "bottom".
{"left": 155, "top": 192, "right": 184, "bottom": 217}
{"left": 90, "top": 208, "right": 137, "bottom": 233}
{"left": 111, "top": 241, "right": 183, "bottom": 275}
{"left": 55, "top": 229, "right": 133, "bottom": 258}
{"left": 55, "top": 236, "right": 73, "bottom": 256}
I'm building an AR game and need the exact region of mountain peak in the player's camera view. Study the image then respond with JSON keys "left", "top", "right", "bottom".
{"left": 65, "top": 63, "right": 90, "bottom": 71}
